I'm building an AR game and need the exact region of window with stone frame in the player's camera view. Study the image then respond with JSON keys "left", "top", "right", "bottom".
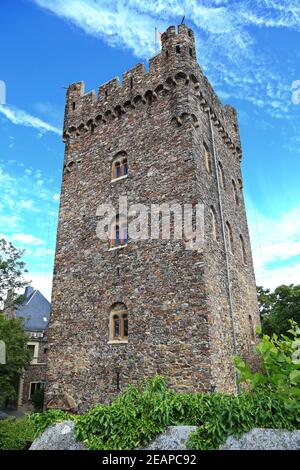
{"left": 112, "top": 151, "right": 128, "bottom": 180}
{"left": 226, "top": 221, "right": 234, "bottom": 253}
{"left": 210, "top": 206, "right": 218, "bottom": 241}
{"left": 249, "top": 315, "right": 255, "bottom": 341}
{"left": 111, "top": 214, "right": 128, "bottom": 248}
{"left": 240, "top": 234, "right": 247, "bottom": 265}
{"left": 29, "top": 381, "right": 44, "bottom": 399}
{"left": 218, "top": 161, "right": 225, "bottom": 189}
{"left": 110, "top": 303, "right": 128, "bottom": 342}
{"left": 27, "top": 342, "right": 39, "bottom": 364}
{"left": 232, "top": 179, "right": 239, "bottom": 205}
{"left": 203, "top": 142, "right": 212, "bottom": 173}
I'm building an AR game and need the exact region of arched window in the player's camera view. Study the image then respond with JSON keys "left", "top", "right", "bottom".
{"left": 210, "top": 206, "right": 218, "bottom": 241}
{"left": 218, "top": 162, "right": 225, "bottom": 189}
{"left": 232, "top": 179, "right": 239, "bottom": 205}
{"left": 112, "top": 152, "right": 128, "bottom": 180}
{"left": 115, "top": 162, "right": 121, "bottom": 179}
{"left": 110, "top": 303, "right": 128, "bottom": 341}
{"left": 226, "top": 221, "right": 233, "bottom": 253}
{"left": 240, "top": 235, "right": 247, "bottom": 265}
{"left": 122, "top": 158, "right": 128, "bottom": 176}
{"left": 111, "top": 214, "right": 128, "bottom": 248}
{"left": 204, "top": 142, "right": 212, "bottom": 173}
{"left": 249, "top": 315, "right": 255, "bottom": 341}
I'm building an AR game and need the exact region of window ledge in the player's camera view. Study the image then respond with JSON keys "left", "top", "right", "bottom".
{"left": 108, "top": 340, "right": 128, "bottom": 345}
{"left": 111, "top": 174, "right": 128, "bottom": 183}
{"left": 109, "top": 244, "right": 128, "bottom": 251}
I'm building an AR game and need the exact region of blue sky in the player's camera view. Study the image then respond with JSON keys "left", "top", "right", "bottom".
{"left": 0, "top": 0, "right": 299, "bottom": 300}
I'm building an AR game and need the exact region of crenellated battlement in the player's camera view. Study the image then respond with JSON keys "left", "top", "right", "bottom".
{"left": 63, "top": 25, "right": 241, "bottom": 159}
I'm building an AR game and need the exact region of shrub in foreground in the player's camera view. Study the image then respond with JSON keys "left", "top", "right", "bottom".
{"left": 24, "top": 321, "right": 300, "bottom": 451}
{"left": 0, "top": 417, "right": 35, "bottom": 450}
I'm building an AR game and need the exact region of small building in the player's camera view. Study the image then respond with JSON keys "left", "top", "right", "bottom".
{"left": 15, "top": 287, "right": 50, "bottom": 410}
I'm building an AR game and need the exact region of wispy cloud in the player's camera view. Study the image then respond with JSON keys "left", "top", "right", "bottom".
{"left": 11, "top": 233, "right": 44, "bottom": 246}
{"left": 248, "top": 203, "right": 300, "bottom": 290}
{"left": 0, "top": 161, "right": 59, "bottom": 299}
{"left": 0, "top": 104, "right": 61, "bottom": 135}
{"left": 31, "top": 0, "right": 299, "bottom": 122}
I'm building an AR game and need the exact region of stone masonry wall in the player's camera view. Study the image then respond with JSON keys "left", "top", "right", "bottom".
{"left": 45, "top": 24, "right": 259, "bottom": 412}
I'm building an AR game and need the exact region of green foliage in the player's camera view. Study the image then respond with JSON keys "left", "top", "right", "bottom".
{"left": 258, "top": 284, "right": 300, "bottom": 336}
{"left": 0, "top": 417, "right": 35, "bottom": 450}
{"left": 0, "top": 238, "right": 28, "bottom": 307}
{"left": 0, "top": 314, "right": 32, "bottom": 407}
{"left": 186, "top": 388, "right": 298, "bottom": 450}
{"left": 30, "top": 409, "right": 76, "bottom": 438}
{"left": 75, "top": 376, "right": 172, "bottom": 450}
{"left": 21, "top": 326, "right": 300, "bottom": 451}
{"left": 234, "top": 320, "right": 300, "bottom": 417}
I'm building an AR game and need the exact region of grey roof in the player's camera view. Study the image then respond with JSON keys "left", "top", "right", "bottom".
{"left": 15, "top": 287, "right": 51, "bottom": 332}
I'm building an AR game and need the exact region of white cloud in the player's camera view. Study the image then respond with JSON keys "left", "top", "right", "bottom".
{"left": 11, "top": 233, "right": 44, "bottom": 246}
{"left": 0, "top": 104, "right": 61, "bottom": 135}
{"left": 31, "top": 0, "right": 299, "bottom": 124}
{"left": 32, "top": 247, "right": 54, "bottom": 257}
{"left": 19, "top": 199, "right": 34, "bottom": 209}
{"left": 0, "top": 214, "right": 21, "bottom": 231}
{"left": 248, "top": 203, "right": 300, "bottom": 291}
{"left": 53, "top": 193, "right": 60, "bottom": 201}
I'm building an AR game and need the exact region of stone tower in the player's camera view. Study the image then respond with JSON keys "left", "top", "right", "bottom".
{"left": 46, "top": 25, "right": 259, "bottom": 413}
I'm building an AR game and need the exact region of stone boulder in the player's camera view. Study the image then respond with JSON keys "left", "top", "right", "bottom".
{"left": 30, "top": 421, "right": 86, "bottom": 450}
{"left": 139, "top": 426, "right": 197, "bottom": 450}
{"left": 220, "top": 428, "right": 300, "bottom": 450}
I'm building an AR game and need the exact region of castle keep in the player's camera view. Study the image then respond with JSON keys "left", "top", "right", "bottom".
{"left": 46, "top": 25, "right": 259, "bottom": 412}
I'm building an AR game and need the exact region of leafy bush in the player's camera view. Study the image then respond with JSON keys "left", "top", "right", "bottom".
{"left": 186, "top": 388, "right": 298, "bottom": 450}
{"left": 30, "top": 409, "right": 76, "bottom": 438}
{"left": 0, "top": 417, "right": 35, "bottom": 450}
{"left": 75, "top": 376, "right": 172, "bottom": 449}
{"left": 24, "top": 322, "right": 300, "bottom": 451}
{"left": 234, "top": 320, "right": 300, "bottom": 416}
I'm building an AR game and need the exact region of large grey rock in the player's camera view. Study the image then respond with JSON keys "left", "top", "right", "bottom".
{"left": 220, "top": 428, "right": 300, "bottom": 450}
{"left": 30, "top": 420, "right": 86, "bottom": 450}
{"left": 140, "top": 426, "right": 197, "bottom": 450}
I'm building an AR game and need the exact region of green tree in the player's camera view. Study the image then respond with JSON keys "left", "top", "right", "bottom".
{"left": 0, "top": 239, "right": 28, "bottom": 310}
{"left": 0, "top": 314, "right": 31, "bottom": 407}
{"left": 258, "top": 284, "right": 300, "bottom": 336}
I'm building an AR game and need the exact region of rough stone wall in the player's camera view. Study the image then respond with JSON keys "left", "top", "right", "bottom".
{"left": 46, "top": 24, "right": 259, "bottom": 412}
